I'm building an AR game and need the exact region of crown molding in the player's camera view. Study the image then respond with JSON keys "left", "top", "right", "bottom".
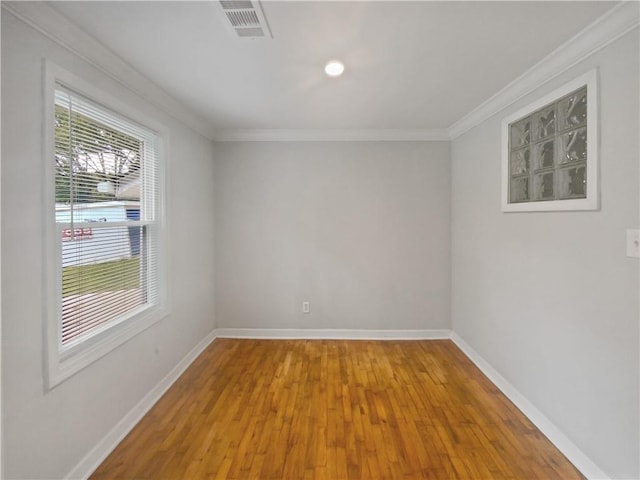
{"left": 213, "top": 128, "right": 450, "bottom": 142}
{"left": 448, "top": 1, "right": 640, "bottom": 140}
{"left": 5, "top": 1, "right": 637, "bottom": 144}
{"left": 2, "top": 1, "right": 216, "bottom": 141}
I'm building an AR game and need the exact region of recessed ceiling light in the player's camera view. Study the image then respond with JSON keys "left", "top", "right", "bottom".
{"left": 324, "top": 60, "right": 345, "bottom": 78}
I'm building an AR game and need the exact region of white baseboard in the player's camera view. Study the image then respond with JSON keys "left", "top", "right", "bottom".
{"left": 65, "top": 329, "right": 218, "bottom": 480}
{"left": 214, "top": 328, "right": 452, "bottom": 340}
{"left": 64, "top": 328, "right": 609, "bottom": 480}
{"left": 450, "top": 332, "right": 610, "bottom": 480}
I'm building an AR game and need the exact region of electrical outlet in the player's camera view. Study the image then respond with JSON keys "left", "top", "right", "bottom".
{"left": 302, "top": 301, "right": 310, "bottom": 314}
{"left": 627, "top": 229, "right": 640, "bottom": 258}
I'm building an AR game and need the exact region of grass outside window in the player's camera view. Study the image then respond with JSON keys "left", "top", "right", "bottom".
{"left": 62, "top": 257, "right": 141, "bottom": 296}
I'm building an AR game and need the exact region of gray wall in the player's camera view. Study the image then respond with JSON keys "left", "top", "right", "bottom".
{"left": 3, "top": 4, "right": 637, "bottom": 480}
{"left": 214, "top": 141, "right": 450, "bottom": 331}
{"left": 451, "top": 29, "right": 639, "bottom": 479}
{"left": 1, "top": 12, "right": 216, "bottom": 479}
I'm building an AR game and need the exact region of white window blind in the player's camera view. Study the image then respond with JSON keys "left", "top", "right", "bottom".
{"left": 54, "top": 85, "right": 161, "bottom": 349}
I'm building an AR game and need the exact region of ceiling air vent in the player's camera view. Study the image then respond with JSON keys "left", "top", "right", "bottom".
{"left": 218, "top": 0, "right": 272, "bottom": 39}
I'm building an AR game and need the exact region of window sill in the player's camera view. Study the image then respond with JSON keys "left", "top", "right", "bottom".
{"left": 45, "top": 303, "right": 169, "bottom": 390}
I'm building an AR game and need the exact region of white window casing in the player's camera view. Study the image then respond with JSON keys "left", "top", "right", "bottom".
{"left": 43, "top": 61, "right": 169, "bottom": 389}
{"left": 501, "top": 69, "right": 599, "bottom": 212}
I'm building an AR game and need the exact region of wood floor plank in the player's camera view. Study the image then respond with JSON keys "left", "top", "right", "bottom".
{"left": 90, "top": 339, "right": 585, "bottom": 479}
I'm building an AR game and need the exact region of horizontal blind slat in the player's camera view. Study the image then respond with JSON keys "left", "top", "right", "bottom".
{"left": 55, "top": 87, "right": 160, "bottom": 347}
{"left": 61, "top": 294, "right": 146, "bottom": 331}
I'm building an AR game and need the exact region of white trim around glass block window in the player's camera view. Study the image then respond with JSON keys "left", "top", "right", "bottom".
{"left": 501, "top": 69, "right": 599, "bottom": 212}
{"left": 43, "top": 61, "right": 170, "bottom": 389}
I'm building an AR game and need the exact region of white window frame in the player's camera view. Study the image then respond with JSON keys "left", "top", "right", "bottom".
{"left": 43, "top": 61, "right": 169, "bottom": 389}
{"left": 501, "top": 69, "right": 599, "bottom": 212}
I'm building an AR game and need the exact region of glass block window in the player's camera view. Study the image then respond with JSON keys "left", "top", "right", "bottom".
{"left": 501, "top": 69, "right": 598, "bottom": 212}
{"left": 508, "top": 86, "right": 587, "bottom": 203}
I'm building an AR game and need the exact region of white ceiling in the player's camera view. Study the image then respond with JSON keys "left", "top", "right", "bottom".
{"left": 49, "top": 1, "right": 616, "bottom": 133}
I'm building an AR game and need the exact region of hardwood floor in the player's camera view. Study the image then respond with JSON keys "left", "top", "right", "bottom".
{"left": 90, "top": 339, "right": 584, "bottom": 479}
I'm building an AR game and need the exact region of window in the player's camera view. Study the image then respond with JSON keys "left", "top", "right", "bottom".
{"left": 45, "top": 64, "right": 167, "bottom": 388}
{"left": 501, "top": 69, "right": 598, "bottom": 212}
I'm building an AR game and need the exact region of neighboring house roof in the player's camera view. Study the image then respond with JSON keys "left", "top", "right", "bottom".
{"left": 116, "top": 172, "right": 140, "bottom": 200}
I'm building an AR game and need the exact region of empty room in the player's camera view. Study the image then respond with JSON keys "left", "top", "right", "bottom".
{"left": 1, "top": 1, "right": 638, "bottom": 479}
